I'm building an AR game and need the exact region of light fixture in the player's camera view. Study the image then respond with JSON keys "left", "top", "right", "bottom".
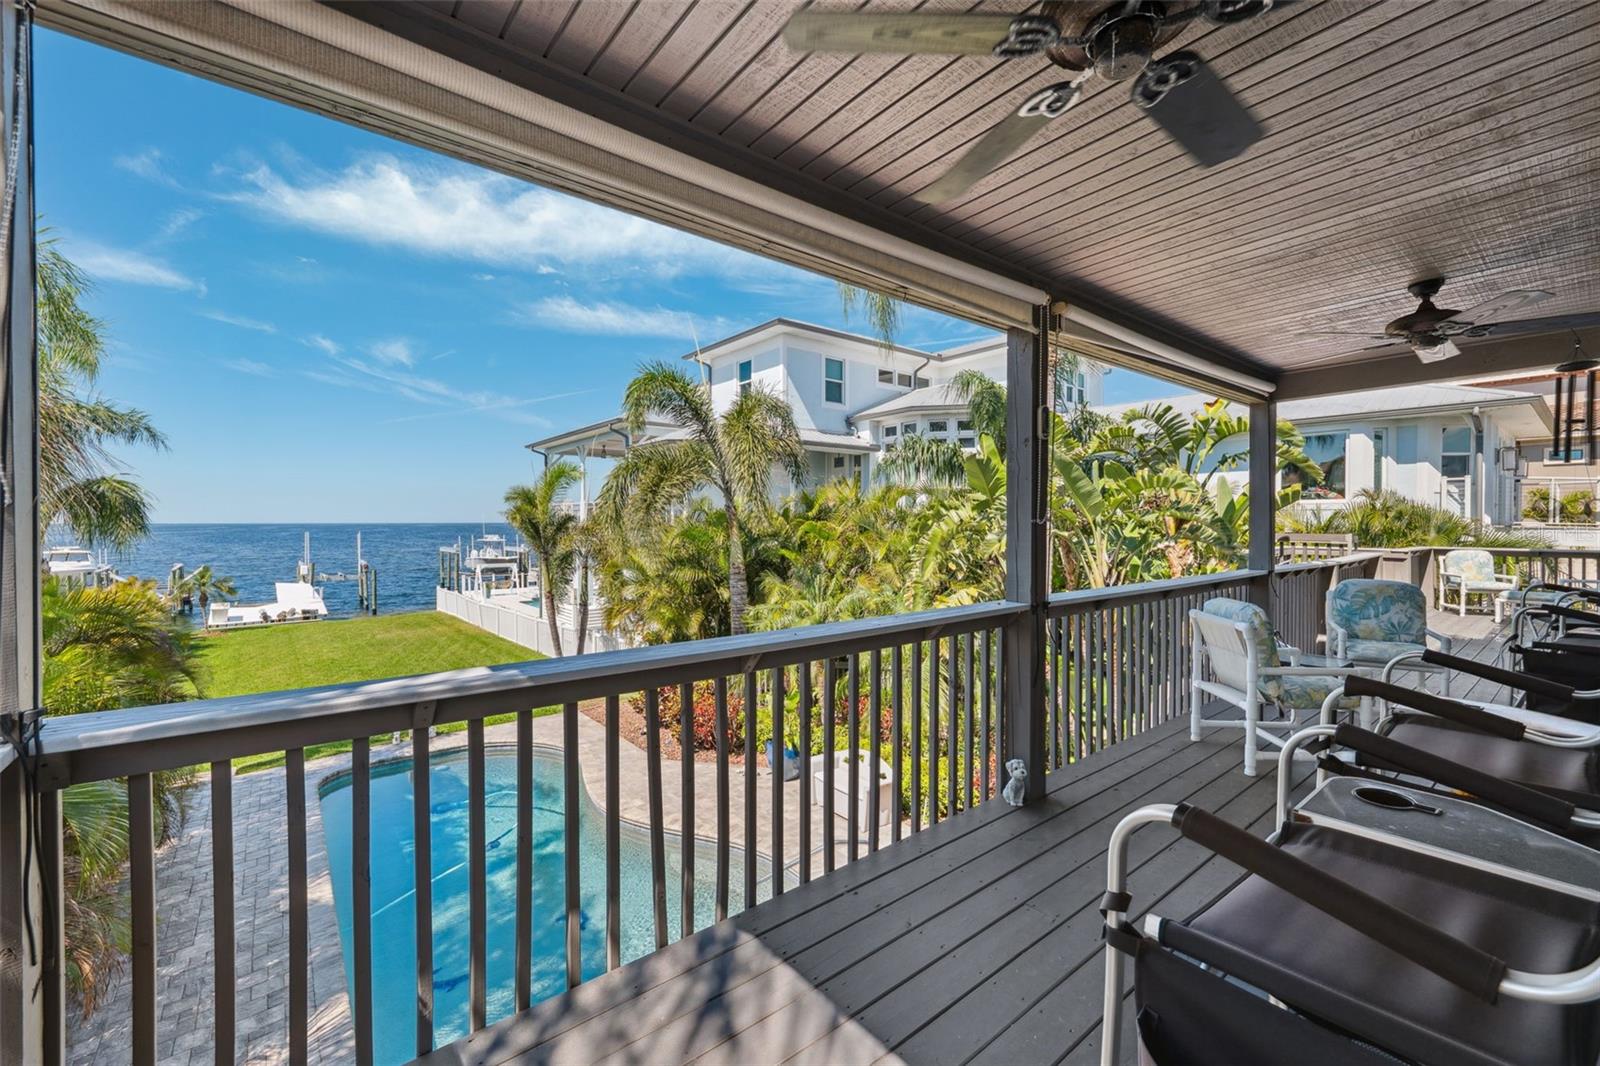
{"left": 1552, "top": 331, "right": 1598, "bottom": 462}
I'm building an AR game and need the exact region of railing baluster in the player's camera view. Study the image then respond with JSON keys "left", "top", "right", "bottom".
{"left": 644, "top": 688, "right": 668, "bottom": 946}
{"left": 605, "top": 694, "right": 622, "bottom": 968}
{"left": 712, "top": 680, "right": 729, "bottom": 922}
{"left": 910, "top": 641, "right": 922, "bottom": 835}
{"left": 465, "top": 724, "right": 485, "bottom": 1033}
{"left": 977, "top": 634, "right": 990, "bottom": 796}
{"left": 823, "top": 658, "right": 836, "bottom": 871}
{"left": 1045, "top": 618, "right": 1057, "bottom": 773}
{"left": 946, "top": 635, "right": 958, "bottom": 813}
{"left": 929, "top": 639, "right": 940, "bottom": 827}
{"left": 563, "top": 701, "right": 581, "bottom": 985}
{"left": 798, "top": 664, "right": 812, "bottom": 882}
{"left": 963, "top": 632, "right": 974, "bottom": 807}
{"left": 129, "top": 772, "right": 156, "bottom": 1066}
{"left": 680, "top": 681, "right": 696, "bottom": 927}
{"left": 742, "top": 670, "right": 757, "bottom": 908}
{"left": 868, "top": 649, "right": 882, "bottom": 853}
{"left": 286, "top": 749, "right": 309, "bottom": 1066}
{"left": 411, "top": 726, "right": 434, "bottom": 1054}
{"left": 211, "top": 760, "right": 234, "bottom": 1066}
{"left": 769, "top": 668, "right": 785, "bottom": 892}
{"left": 846, "top": 652, "right": 860, "bottom": 861}
{"left": 890, "top": 646, "right": 904, "bottom": 838}
{"left": 353, "top": 737, "right": 375, "bottom": 1062}
{"left": 515, "top": 708, "right": 531, "bottom": 1011}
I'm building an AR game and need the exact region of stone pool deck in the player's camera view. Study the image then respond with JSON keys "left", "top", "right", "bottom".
{"left": 66, "top": 709, "right": 898, "bottom": 1064}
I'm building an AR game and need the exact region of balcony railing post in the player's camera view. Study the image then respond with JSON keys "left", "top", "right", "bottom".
{"left": 1003, "top": 314, "right": 1049, "bottom": 802}
{"left": 1247, "top": 397, "right": 1278, "bottom": 614}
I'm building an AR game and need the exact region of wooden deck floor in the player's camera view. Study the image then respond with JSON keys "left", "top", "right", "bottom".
{"left": 419, "top": 710, "right": 1317, "bottom": 1066}
{"left": 1425, "top": 609, "right": 1515, "bottom": 704}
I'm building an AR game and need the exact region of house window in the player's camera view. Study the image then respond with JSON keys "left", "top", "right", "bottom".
{"left": 883, "top": 425, "right": 897, "bottom": 440}
{"left": 897, "top": 372, "right": 913, "bottom": 387}
{"left": 738, "top": 359, "right": 752, "bottom": 397}
{"left": 1283, "top": 431, "right": 1347, "bottom": 499}
{"left": 878, "top": 369, "right": 894, "bottom": 385}
{"left": 824, "top": 358, "right": 845, "bottom": 404}
{"left": 958, "top": 419, "right": 973, "bottom": 432}
{"left": 1549, "top": 445, "right": 1587, "bottom": 463}
{"left": 913, "top": 374, "right": 928, "bottom": 389}
{"left": 959, "top": 436, "right": 976, "bottom": 449}
{"left": 901, "top": 422, "right": 917, "bottom": 436}
{"left": 927, "top": 419, "right": 948, "bottom": 434}
{"left": 1372, "top": 429, "right": 1386, "bottom": 492}
{"left": 1441, "top": 426, "right": 1472, "bottom": 479}
{"left": 832, "top": 455, "right": 845, "bottom": 469}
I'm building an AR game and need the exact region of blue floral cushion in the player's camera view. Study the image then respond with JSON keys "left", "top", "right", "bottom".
{"left": 1443, "top": 549, "right": 1496, "bottom": 583}
{"left": 1328, "top": 579, "right": 1426, "bottom": 644}
{"left": 1199, "top": 597, "right": 1283, "bottom": 701}
{"left": 1345, "top": 638, "right": 1426, "bottom": 664}
{"left": 1277, "top": 674, "right": 1361, "bottom": 712}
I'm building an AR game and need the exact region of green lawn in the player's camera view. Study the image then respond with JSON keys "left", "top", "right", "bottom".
{"left": 195, "top": 612, "right": 553, "bottom": 773}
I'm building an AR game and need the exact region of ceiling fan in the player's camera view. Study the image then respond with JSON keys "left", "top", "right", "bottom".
{"left": 781, "top": 1, "right": 1276, "bottom": 203}
{"left": 1298, "top": 279, "right": 1568, "bottom": 363}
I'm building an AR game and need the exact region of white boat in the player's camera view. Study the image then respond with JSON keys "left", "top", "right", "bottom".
{"left": 464, "top": 534, "right": 525, "bottom": 591}
{"left": 207, "top": 581, "right": 329, "bottom": 628}
{"left": 43, "top": 545, "right": 116, "bottom": 587}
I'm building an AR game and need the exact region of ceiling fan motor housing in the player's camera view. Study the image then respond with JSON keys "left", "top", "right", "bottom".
{"left": 1086, "top": 9, "right": 1161, "bottom": 80}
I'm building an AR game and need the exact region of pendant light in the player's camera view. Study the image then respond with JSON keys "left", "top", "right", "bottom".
{"left": 1552, "top": 331, "right": 1599, "bottom": 462}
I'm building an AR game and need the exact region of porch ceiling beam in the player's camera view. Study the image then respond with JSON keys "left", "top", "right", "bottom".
{"left": 1276, "top": 327, "right": 1600, "bottom": 401}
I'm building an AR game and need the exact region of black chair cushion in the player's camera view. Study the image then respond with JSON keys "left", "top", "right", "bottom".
{"left": 1182, "top": 823, "right": 1600, "bottom": 1066}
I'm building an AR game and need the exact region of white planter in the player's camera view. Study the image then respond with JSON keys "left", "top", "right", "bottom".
{"left": 811, "top": 748, "right": 894, "bottom": 827}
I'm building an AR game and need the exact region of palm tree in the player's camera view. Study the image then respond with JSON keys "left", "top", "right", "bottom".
{"left": 876, "top": 433, "right": 967, "bottom": 487}
{"left": 836, "top": 283, "right": 902, "bottom": 347}
{"left": 37, "top": 236, "right": 165, "bottom": 547}
{"left": 177, "top": 564, "right": 237, "bottom": 617}
{"left": 505, "top": 462, "right": 581, "bottom": 656}
{"left": 605, "top": 362, "right": 805, "bottom": 635}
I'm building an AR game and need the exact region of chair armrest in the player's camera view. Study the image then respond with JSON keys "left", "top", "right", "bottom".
{"left": 1341, "top": 674, "right": 1526, "bottom": 740}
{"left": 1327, "top": 620, "right": 1349, "bottom": 657}
{"left": 1425, "top": 629, "right": 1454, "bottom": 653}
{"left": 1275, "top": 641, "right": 1301, "bottom": 666}
{"left": 1259, "top": 666, "right": 1362, "bottom": 677}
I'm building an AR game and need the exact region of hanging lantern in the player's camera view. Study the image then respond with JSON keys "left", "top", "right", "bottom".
{"left": 1552, "top": 335, "right": 1599, "bottom": 462}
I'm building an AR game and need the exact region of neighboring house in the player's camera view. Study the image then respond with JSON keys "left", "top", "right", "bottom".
{"left": 1094, "top": 383, "right": 1553, "bottom": 527}
{"left": 528, "top": 318, "right": 1107, "bottom": 504}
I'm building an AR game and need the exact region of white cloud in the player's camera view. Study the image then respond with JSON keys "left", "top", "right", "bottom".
{"left": 516, "top": 296, "right": 733, "bottom": 339}
{"left": 471, "top": 273, "right": 497, "bottom": 282}
{"left": 115, "top": 148, "right": 180, "bottom": 188}
{"left": 224, "top": 357, "right": 274, "bottom": 377}
{"left": 157, "top": 207, "right": 203, "bottom": 240}
{"left": 302, "top": 334, "right": 341, "bottom": 356}
{"left": 70, "top": 241, "right": 206, "bottom": 295}
{"left": 304, "top": 351, "right": 556, "bottom": 428}
{"left": 200, "top": 309, "right": 276, "bottom": 334}
{"left": 221, "top": 155, "right": 767, "bottom": 279}
{"left": 368, "top": 338, "right": 415, "bottom": 367}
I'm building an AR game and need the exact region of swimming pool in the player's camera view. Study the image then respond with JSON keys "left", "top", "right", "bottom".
{"left": 318, "top": 745, "right": 772, "bottom": 1064}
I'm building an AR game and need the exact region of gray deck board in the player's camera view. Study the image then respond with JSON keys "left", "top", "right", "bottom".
{"left": 419, "top": 708, "right": 1317, "bottom": 1066}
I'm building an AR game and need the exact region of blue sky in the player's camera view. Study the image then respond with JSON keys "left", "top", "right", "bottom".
{"left": 36, "top": 29, "right": 1180, "bottom": 523}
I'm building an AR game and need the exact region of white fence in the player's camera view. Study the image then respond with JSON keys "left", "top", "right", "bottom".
{"left": 435, "top": 587, "right": 628, "bottom": 656}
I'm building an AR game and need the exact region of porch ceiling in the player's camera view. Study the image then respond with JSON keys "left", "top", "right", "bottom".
{"left": 333, "top": 0, "right": 1600, "bottom": 390}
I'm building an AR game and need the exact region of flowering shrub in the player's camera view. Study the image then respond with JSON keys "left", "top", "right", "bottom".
{"left": 630, "top": 680, "right": 744, "bottom": 752}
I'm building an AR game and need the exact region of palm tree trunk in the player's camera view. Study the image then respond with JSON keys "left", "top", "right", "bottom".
{"left": 725, "top": 504, "right": 748, "bottom": 635}
{"left": 574, "top": 553, "right": 590, "bottom": 655}
{"left": 540, "top": 560, "right": 564, "bottom": 657}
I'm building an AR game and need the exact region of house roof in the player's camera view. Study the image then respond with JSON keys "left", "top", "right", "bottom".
{"left": 525, "top": 417, "right": 677, "bottom": 457}
{"left": 852, "top": 381, "right": 972, "bottom": 421}
{"left": 1095, "top": 383, "right": 1555, "bottom": 434}
{"left": 677, "top": 318, "right": 1007, "bottom": 365}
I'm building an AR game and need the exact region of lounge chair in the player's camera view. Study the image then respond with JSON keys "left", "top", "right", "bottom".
{"left": 1100, "top": 799, "right": 1600, "bottom": 1066}
{"left": 1437, "top": 548, "right": 1519, "bottom": 621}
{"left": 1188, "top": 598, "right": 1361, "bottom": 776}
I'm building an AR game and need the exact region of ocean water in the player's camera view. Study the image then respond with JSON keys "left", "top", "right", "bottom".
{"left": 87, "top": 523, "right": 523, "bottom": 618}
{"left": 318, "top": 746, "right": 774, "bottom": 1063}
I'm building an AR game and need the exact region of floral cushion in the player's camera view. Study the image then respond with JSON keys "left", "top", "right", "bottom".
{"left": 1199, "top": 597, "right": 1283, "bottom": 701}
{"left": 1328, "top": 579, "right": 1426, "bottom": 644}
{"left": 1443, "top": 549, "right": 1496, "bottom": 583}
{"left": 1277, "top": 674, "right": 1362, "bottom": 712}
{"left": 1344, "top": 638, "right": 1426, "bottom": 665}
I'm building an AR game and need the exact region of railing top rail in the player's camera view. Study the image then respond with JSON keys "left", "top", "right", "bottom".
{"left": 1439, "top": 546, "right": 1600, "bottom": 559}
{"left": 36, "top": 600, "right": 1025, "bottom": 787}
{"left": 1269, "top": 550, "right": 1386, "bottom": 575}
{"left": 1046, "top": 569, "right": 1264, "bottom": 615}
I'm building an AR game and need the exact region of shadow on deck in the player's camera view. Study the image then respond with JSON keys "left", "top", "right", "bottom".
{"left": 419, "top": 712, "right": 1315, "bottom": 1066}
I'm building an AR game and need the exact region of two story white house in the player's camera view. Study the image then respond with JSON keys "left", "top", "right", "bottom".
{"left": 528, "top": 318, "right": 1107, "bottom": 505}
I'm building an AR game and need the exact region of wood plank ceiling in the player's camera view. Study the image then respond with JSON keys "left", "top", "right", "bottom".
{"left": 387, "top": 0, "right": 1597, "bottom": 374}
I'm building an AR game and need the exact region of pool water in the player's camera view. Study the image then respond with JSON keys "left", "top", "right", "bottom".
{"left": 318, "top": 746, "right": 772, "bottom": 1063}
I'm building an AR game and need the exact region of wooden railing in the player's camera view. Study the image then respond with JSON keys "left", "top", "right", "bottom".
{"left": 0, "top": 556, "right": 1381, "bottom": 1064}
{"left": 1270, "top": 551, "right": 1385, "bottom": 654}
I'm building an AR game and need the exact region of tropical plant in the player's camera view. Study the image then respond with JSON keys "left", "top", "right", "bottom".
{"left": 836, "top": 283, "right": 901, "bottom": 347}
{"left": 1086, "top": 398, "right": 1320, "bottom": 494}
{"left": 1281, "top": 489, "right": 1544, "bottom": 549}
{"left": 176, "top": 564, "right": 237, "bottom": 617}
{"left": 604, "top": 362, "right": 805, "bottom": 634}
{"left": 37, "top": 237, "right": 165, "bottom": 547}
{"left": 876, "top": 433, "right": 967, "bottom": 488}
{"left": 505, "top": 461, "right": 582, "bottom": 656}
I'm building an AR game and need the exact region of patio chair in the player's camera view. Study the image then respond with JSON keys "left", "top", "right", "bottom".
{"left": 1437, "top": 549, "right": 1518, "bottom": 621}
{"left": 1326, "top": 578, "right": 1452, "bottom": 691}
{"left": 1188, "top": 598, "right": 1360, "bottom": 777}
{"left": 1384, "top": 647, "right": 1600, "bottom": 724}
{"left": 1100, "top": 800, "right": 1600, "bottom": 1066}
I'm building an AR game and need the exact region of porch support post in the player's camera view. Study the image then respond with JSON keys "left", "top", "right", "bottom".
{"left": 1003, "top": 310, "right": 1050, "bottom": 802}
{"left": 1247, "top": 398, "right": 1278, "bottom": 613}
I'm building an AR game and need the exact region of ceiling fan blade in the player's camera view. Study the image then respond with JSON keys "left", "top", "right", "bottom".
{"left": 1131, "top": 52, "right": 1262, "bottom": 166}
{"left": 1450, "top": 311, "right": 1600, "bottom": 340}
{"left": 919, "top": 82, "right": 1083, "bottom": 204}
{"left": 782, "top": 11, "right": 1036, "bottom": 55}
{"left": 1441, "top": 289, "right": 1554, "bottom": 327}
{"left": 1412, "top": 338, "right": 1462, "bottom": 363}
{"left": 1293, "top": 331, "right": 1391, "bottom": 339}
